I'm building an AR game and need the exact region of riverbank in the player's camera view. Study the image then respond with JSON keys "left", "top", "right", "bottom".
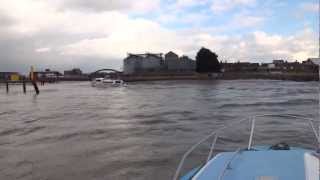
{"left": 121, "top": 73, "right": 205, "bottom": 82}
{"left": 121, "top": 72, "right": 318, "bottom": 82}
{"left": 220, "top": 72, "right": 318, "bottom": 81}
{"left": 1, "top": 72, "right": 317, "bottom": 83}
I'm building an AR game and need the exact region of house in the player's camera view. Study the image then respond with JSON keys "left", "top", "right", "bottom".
{"left": 179, "top": 56, "right": 196, "bottom": 72}
{"left": 222, "top": 62, "right": 259, "bottom": 72}
{"left": 165, "top": 51, "right": 179, "bottom": 61}
{"left": 285, "top": 61, "right": 301, "bottom": 71}
{"left": 307, "top": 58, "right": 320, "bottom": 65}
{"left": 301, "top": 59, "right": 318, "bottom": 73}
{"left": 268, "top": 63, "right": 276, "bottom": 69}
{"left": 273, "top": 60, "right": 285, "bottom": 65}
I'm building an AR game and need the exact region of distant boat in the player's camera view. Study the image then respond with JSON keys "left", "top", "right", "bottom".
{"left": 91, "top": 75, "right": 125, "bottom": 87}
{"left": 174, "top": 114, "right": 319, "bottom": 180}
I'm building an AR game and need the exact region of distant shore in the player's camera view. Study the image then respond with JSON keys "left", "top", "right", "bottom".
{"left": 121, "top": 72, "right": 318, "bottom": 82}
{"left": 1, "top": 72, "right": 317, "bottom": 84}
{"left": 220, "top": 72, "right": 318, "bottom": 81}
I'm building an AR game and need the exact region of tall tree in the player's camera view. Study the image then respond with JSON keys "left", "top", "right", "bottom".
{"left": 196, "top": 47, "right": 221, "bottom": 73}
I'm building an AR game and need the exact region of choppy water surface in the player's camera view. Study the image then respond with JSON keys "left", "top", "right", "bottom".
{"left": 0, "top": 80, "right": 318, "bottom": 180}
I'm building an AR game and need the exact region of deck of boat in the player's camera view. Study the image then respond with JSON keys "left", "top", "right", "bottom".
{"left": 189, "top": 147, "right": 318, "bottom": 180}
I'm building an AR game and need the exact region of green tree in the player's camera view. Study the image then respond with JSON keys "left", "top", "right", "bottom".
{"left": 196, "top": 47, "right": 221, "bottom": 73}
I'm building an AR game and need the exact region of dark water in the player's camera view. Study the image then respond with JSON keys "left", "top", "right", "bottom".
{"left": 0, "top": 80, "right": 318, "bottom": 180}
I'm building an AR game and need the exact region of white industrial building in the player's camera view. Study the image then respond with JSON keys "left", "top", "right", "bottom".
{"left": 165, "top": 51, "right": 180, "bottom": 71}
{"left": 123, "top": 53, "right": 164, "bottom": 74}
{"left": 164, "top": 51, "right": 195, "bottom": 72}
{"left": 123, "top": 52, "right": 195, "bottom": 74}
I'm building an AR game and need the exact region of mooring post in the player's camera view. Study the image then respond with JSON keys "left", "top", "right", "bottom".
{"left": 6, "top": 81, "right": 9, "bottom": 93}
{"left": 22, "top": 78, "right": 26, "bottom": 94}
{"left": 31, "top": 81, "right": 39, "bottom": 95}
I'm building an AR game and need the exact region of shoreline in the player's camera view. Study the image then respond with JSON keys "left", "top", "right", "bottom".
{"left": 1, "top": 72, "right": 317, "bottom": 84}
{"left": 121, "top": 72, "right": 318, "bottom": 82}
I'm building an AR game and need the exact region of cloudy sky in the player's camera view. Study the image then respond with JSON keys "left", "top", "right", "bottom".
{"left": 0, "top": 0, "right": 318, "bottom": 73}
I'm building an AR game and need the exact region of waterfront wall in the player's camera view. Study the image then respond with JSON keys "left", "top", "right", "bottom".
{"left": 121, "top": 72, "right": 200, "bottom": 82}
{"left": 121, "top": 72, "right": 318, "bottom": 82}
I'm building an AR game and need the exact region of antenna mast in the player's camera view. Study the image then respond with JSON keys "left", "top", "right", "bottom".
{"left": 318, "top": 0, "right": 320, "bottom": 151}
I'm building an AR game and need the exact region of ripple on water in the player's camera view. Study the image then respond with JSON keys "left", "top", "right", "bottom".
{"left": 18, "top": 126, "right": 46, "bottom": 136}
{"left": 0, "top": 128, "right": 24, "bottom": 136}
{"left": 218, "top": 98, "right": 317, "bottom": 109}
{"left": 0, "top": 80, "right": 317, "bottom": 180}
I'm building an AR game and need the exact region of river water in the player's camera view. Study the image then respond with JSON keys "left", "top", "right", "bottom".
{"left": 0, "top": 80, "right": 319, "bottom": 180}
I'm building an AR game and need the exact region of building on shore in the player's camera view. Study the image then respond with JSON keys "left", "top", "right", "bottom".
{"left": 123, "top": 51, "right": 318, "bottom": 75}
{"left": 64, "top": 68, "right": 82, "bottom": 76}
{"left": 0, "top": 72, "right": 22, "bottom": 81}
{"left": 164, "top": 51, "right": 195, "bottom": 72}
{"left": 178, "top": 55, "right": 196, "bottom": 71}
{"left": 123, "top": 51, "right": 196, "bottom": 74}
{"left": 123, "top": 53, "right": 164, "bottom": 74}
{"left": 221, "top": 59, "right": 318, "bottom": 74}
{"left": 268, "top": 59, "right": 318, "bottom": 73}
{"left": 32, "top": 69, "right": 62, "bottom": 82}
{"left": 221, "top": 62, "right": 259, "bottom": 72}
{"left": 63, "top": 68, "right": 89, "bottom": 81}
{"left": 165, "top": 51, "right": 179, "bottom": 71}
{"left": 301, "top": 59, "right": 319, "bottom": 73}
{"left": 308, "top": 58, "right": 320, "bottom": 65}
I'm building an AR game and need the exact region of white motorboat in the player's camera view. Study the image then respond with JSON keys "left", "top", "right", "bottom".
{"left": 91, "top": 76, "right": 125, "bottom": 87}
{"left": 91, "top": 77, "right": 104, "bottom": 87}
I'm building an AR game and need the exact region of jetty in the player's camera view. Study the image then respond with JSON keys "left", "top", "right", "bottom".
{"left": 1, "top": 79, "right": 40, "bottom": 94}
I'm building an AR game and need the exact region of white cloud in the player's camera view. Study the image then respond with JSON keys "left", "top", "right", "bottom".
{"left": 0, "top": 1, "right": 131, "bottom": 36}
{"left": 60, "top": 24, "right": 317, "bottom": 63}
{"left": 157, "top": 11, "right": 211, "bottom": 26}
{"left": 0, "top": 0, "right": 162, "bottom": 36}
{"left": 52, "top": 0, "right": 160, "bottom": 13}
{"left": 211, "top": 0, "right": 256, "bottom": 14}
{"left": 229, "top": 13, "right": 264, "bottom": 28}
{"left": 301, "top": 2, "right": 318, "bottom": 13}
{"left": 229, "top": 28, "right": 317, "bottom": 61}
{"left": 176, "top": 0, "right": 209, "bottom": 7}
{"left": 294, "top": 2, "right": 318, "bottom": 20}
{"left": 60, "top": 19, "right": 187, "bottom": 58}
{"left": 0, "top": 0, "right": 317, "bottom": 72}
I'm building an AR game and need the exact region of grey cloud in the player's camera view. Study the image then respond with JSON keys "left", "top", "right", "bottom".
{"left": 0, "top": 32, "right": 121, "bottom": 73}
{"left": 53, "top": 0, "right": 160, "bottom": 14}
{"left": 55, "top": 0, "right": 133, "bottom": 12}
{"left": 0, "top": 1, "right": 124, "bottom": 73}
{"left": 0, "top": 13, "right": 16, "bottom": 27}
{"left": 0, "top": 0, "right": 316, "bottom": 74}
